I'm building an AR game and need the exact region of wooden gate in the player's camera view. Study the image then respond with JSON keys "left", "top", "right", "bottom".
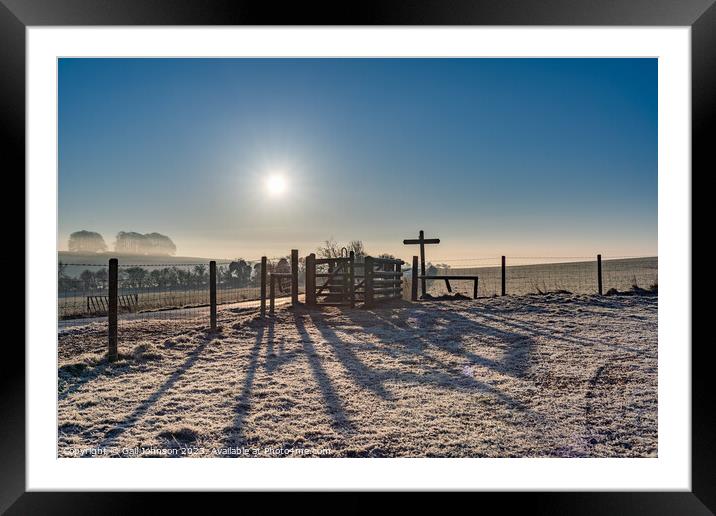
{"left": 362, "top": 256, "right": 403, "bottom": 307}
{"left": 305, "top": 253, "right": 403, "bottom": 308}
{"left": 305, "top": 254, "right": 355, "bottom": 307}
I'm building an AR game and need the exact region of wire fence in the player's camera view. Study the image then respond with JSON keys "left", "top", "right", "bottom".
{"left": 60, "top": 254, "right": 658, "bottom": 324}
{"left": 601, "top": 257, "right": 658, "bottom": 293}
{"left": 58, "top": 256, "right": 307, "bottom": 333}
{"left": 58, "top": 253, "right": 656, "bottom": 360}
{"left": 400, "top": 255, "right": 657, "bottom": 299}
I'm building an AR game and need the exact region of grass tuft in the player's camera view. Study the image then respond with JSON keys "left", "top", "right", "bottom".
{"left": 158, "top": 425, "right": 199, "bottom": 443}
{"left": 131, "top": 342, "right": 162, "bottom": 362}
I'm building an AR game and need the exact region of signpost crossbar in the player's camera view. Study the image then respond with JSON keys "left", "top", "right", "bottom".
{"left": 403, "top": 230, "right": 441, "bottom": 296}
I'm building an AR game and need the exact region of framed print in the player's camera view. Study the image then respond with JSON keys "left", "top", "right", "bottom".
{"left": 6, "top": 0, "right": 712, "bottom": 512}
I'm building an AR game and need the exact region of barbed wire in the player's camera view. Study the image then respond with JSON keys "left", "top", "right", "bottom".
{"left": 62, "top": 255, "right": 657, "bottom": 267}
{"left": 428, "top": 255, "right": 656, "bottom": 262}
{"left": 427, "top": 257, "right": 500, "bottom": 262}
{"left": 59, "top": 263, "right": 108, "bottom": 267}
{"left": 61, "top": 262, "right": 235, "bottom": 267}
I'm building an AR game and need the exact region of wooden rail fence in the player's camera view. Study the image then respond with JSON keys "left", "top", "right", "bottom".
{"left": 305, "top": 252, "right": 403, "bottom": 308}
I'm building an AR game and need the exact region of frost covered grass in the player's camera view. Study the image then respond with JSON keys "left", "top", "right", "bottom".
{"left": 58, "top": 294, "right": 657, "bottom": 458}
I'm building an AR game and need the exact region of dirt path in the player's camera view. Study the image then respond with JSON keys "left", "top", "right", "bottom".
{"left": 58, "top": 295, "right": 302, "bottom": 331}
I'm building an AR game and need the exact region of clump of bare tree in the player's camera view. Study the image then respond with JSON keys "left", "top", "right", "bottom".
{"left": 68, "top": 231, "right": 107, "bottom": 253}
{"left": 227, "top": 259, "right": 253, "bottom": 286}
{"left": 317, "top": 238, "right": 366, "bottom": 260}
{"left": 66, "top": 230, "right": 178, "bottom": 255}
{"left": 114, "top": 231, "right": 177, "bottom": 255}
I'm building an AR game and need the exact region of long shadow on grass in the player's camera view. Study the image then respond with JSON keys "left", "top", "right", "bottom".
{"left": 264, "top": 316, "right": 301, "bottom": 374}
{"left": 465, "top": 302, "right": 646, "bottom": 356}
{"left": 293, "top": 313, "right": 354, "bottom": 433}
{"left": 338, "top": 301, "right": 534, "bottom": 383}
{"left": 370, "top": 304, "right": 535, "bottom": 380}
{"left": 303, "top": 311, "right": 391, "bottom": 400}
{"left": 222, "top": 323, "right": 265, "bottom": 453}
{"left": 307, "top": 308, "right": 529, "bottom": 412}
{"left": 58, "top": 324, "right": 209, "bottom": 403}
{"left": 58, "top": 361, "right": 124, "bottom": 403}
{"left": 96, "top": 339, "right": 208, "bottom": 449}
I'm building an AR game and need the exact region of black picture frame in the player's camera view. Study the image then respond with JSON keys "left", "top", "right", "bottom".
{"left": 5, "top": 0, "right": 710, "bottom": 512}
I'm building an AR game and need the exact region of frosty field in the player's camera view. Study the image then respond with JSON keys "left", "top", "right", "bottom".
{"left": 58, "top": 293, "right": 657, "bottom": 458}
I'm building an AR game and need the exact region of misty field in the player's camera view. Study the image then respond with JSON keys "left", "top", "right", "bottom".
{"left": 58, "top": 293, "right": 657, "bottom": 458}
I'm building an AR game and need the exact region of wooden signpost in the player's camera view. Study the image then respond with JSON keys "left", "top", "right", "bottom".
{"left": 403, "top": 230, "right": 440, "bottom": 296}
{"left": 404, "top": 230, "right": 479, "bottom": 299}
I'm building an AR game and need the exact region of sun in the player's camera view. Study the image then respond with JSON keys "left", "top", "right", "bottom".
{"left": 265, "top": 174, "right": 288, "bottom": 197}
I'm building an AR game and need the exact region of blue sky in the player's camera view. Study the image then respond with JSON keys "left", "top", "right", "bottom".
{"left": 58, "top": 58, "right": 657, "bottom": 261}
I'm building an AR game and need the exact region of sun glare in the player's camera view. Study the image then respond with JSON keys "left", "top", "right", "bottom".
{"left": 265, "top": 174, "right": 288, "bottom": 197}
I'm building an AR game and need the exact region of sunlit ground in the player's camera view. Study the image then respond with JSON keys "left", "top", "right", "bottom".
{"left": 57, "top": 294, "right": 657, "bottom": 458}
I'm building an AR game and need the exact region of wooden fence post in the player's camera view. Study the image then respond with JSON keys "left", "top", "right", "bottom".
{"left": 306, "top": 253, "right": 316, "bottom": 306}
{"left": 291, "top": 249, "right": 299, "bottom": 306}
{"left": 419, "top": 230, "right": 427, "bottom": 297}
{"left": 364, "top": 256, "right": 374, "bottom": 308}
{"left": 349, "top": 251, "right": 355, "bottom": 308}
{"left": 395, "top": 261, "right": 402, "bottom": 299}
{"left": 209, "top": 260, "right": 217, "bottom": 331}
{"left": 269, "top": 274, "right": 276, "bottom": 314}
{"left": 108, "top": 258, "right": 118, "bottom": 362}
{"left": 501, "top": 255, "right": 506, "bottom": 296}
{"left": 260, "top": 256, "right": 267, "bottom": 317}
{"left": 597, "top": 254, "right": 603, "bottom": 295}
{"left": 411, "top": 256, "right": 418, "bottom": 301}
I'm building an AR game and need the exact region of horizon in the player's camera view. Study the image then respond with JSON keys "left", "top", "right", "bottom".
{"left": 59, "top": 58, "right": 657, "bottom": 262}
{"left": 57, "top": 249, "right": 657, "bottom": 268}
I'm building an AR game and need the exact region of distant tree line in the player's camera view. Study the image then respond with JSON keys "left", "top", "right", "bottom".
{"left": 221, "top": 256, "right": 304, "bottom": 288}
{"left": 59, "top": 256, "right": 305, "bottom": 292}
{"left": 60, "top": 235, "right": 411, "bottom": 292}
{"left": 58, "top": 262, "right": 109, "bottom": 291}
{"left": 67, "top": 230, "right": 177, "bottom": 255}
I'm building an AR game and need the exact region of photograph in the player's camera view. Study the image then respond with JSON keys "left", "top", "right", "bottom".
{"left": 56, "top": 57, "right": 659, "bottom": 459}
